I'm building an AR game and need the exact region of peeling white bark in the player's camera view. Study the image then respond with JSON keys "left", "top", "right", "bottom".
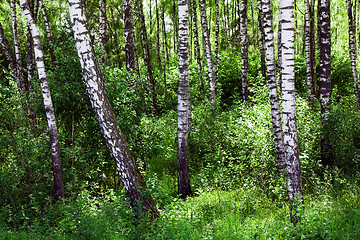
{"left": 177, "top": 0, "right": 192, "bottom": 198}
{"left": 240, "top": 0, "right": 249, "bottom": 101}
{"left": 20, "top": 0, "right": 64, "bottom": 201}
{"left": 280, "top": 0, "right": 303, "bottom": 224}
{"left": 67, "top": 0, "right": 159, "bottom": 218}
{"left": 199, "top": 0, "right": 216, "bottom": 109}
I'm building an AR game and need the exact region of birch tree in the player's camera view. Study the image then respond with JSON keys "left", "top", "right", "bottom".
{"left": 240, "top": 0, "right": 249, "bottom": 101}
{"left": 39, "top": 0, "right": 56, "bottom": 67}
{"left": 137, "top": 0, "right": 159, "bottom": 115}
{"left": 346, "top": 0, "right": 360, "bottom": 108}
{"left": 304, "top": 0, "right": 317, "bottom": 106}
{"left": 20, "top": 0, "right": 64, "bottom": 201}
{"left": 123, "top": 0, "right": 137, "bottom": 73}
{"left": 99, "top": 0, "right": 107, "bottom": 66}
{"left": 67, "top": 0, "right": 160, "bottom": 218}
{"left": 279, "top": 0, "right": 303, "bottom": 224}
{"left": 318, "top": 0, "right": 332, "bottom": 166}
{"left": 177, "top": 0, "right": 192, "bottom": 198}
{"left": 199, "top": 0, "right": 216, "bottom": 109}
{"left": 261, "top": 0, "right": 286, "bottom": 177}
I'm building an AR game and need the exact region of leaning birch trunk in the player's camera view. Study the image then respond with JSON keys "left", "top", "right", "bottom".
{"left": 39, "top": 0, "right": 56, "bottom": 67}
{"left": 67, "top": 0, "right": 160, "bottom": 218}
{"left": 240, "top": 0, "right": 249, "bottom": 101}
{"left": 346, "top": 0, "right": 360, "bottom": 108}
{"left": 99, "top": 0, "right": 107, "bottom": 67}
{"left": 20, "top": 0, "right": 64, "bottom": 201}
{"left": 199, "top": 0, "right": 216, "bottom": 109}
{"left": 261, "top": 0, "right": 286, "bottom": 178}
{"left": 123, "top": 0, "right": 137, "bottom": 72}
{"left": 177, "top": 0, "right": 192, "bottom": 198}
{"left": 279, "top": 0, "right": 303, "bottom": 224}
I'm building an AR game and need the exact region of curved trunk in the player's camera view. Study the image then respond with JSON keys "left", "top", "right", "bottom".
{"left": 20, "top": 0, "right": 64, "bottom": 201}
{"left": 261, "top": 0, "right": 286, "bottom": 178}
{"left": 177, "top": 0, "right": 192, "bottom": 198}
{"left": 67, "top": 0, "right": 159, "bottom": 218}
{"left": 280, "top": 0, "right": 303, "bottom": 224}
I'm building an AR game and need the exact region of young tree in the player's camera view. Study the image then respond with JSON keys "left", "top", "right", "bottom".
{"left": 199, "top": 0, "right": 216, "bottom": 109}
{"left": 20, "top": 0, "right": 64, "bottom": 201}
{"left": 304, "top": 0, "right": 317, "bottom": 106}
{"left": 177, "top": 0, "right": 192, "bottom": 198}
{"left": 39, "top": 0, "right": 56, "bottom": 67}
{"left": 137, "top": 0, "right": 159, "bottom": 115}
{"left": 280, "top": 0, "right": 303, "bottom": 224}
{"left": 240, "top": 0, "right": 249, "bottom": 101}
{"left": 67, "top": 0, "right": 160, "bottom": 218}
{"left": 261, "top": 0, "right": 286, "bottom": 177}
{"left": 346, "top": 0, "right": 360, "bottom": 108}
{"left": 191, "top": 0, "right": 203, "bottom": 84}
{"left": 99, "top": 0, "right": 107, "bottom": 66}
{"left": 258, "top": 0, "right": 267, "bottom": 80}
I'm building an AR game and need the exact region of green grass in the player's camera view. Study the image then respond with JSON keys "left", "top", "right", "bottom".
{"left": 1, "top": 180, "right": 359, "bottom": 240}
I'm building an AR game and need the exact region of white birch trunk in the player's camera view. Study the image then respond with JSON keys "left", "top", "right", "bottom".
{"left": 67, "top": 0, "right": 159, "bottom": 218}
{"left": 240, "top": 0, "right": 249, "bottom": 101}
{"left": 280, "top": 0, "right": 303, "bottom": 224}
{"left": 20, "top": 0, "right": 64, "bottom": 201}
{"left": 261, "top": 0, "right": 286, "bottom": 177}
{"left": 177, "top": 0, "right": 192, "bottom": 198}
{"left": 199, "top": 0, "right": 216, "bottom": 109}
{"left": 347, "top": 0, "right": 360, "bottom": 108}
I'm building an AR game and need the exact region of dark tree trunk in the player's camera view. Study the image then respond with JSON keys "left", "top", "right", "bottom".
{"left": 240, "top": 0, "right": 249, "bottom": 101}
{"left": 137, "top": 0, "right": 159, "bottom": 115}
{"left": 123, "top": 0, "right": 137, "bottom": 73}
{"left": 67, "top": 0, "right": 160, "bottom": 218}
{"left": 318, "top": 0, "right": 332, "bottom": 166}
{"left": 177, "top": 0, "right": 192, "bottom": 198}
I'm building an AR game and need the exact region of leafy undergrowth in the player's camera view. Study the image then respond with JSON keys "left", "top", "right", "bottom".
{"left": 1, "top": 179, "right": 360, "bottom": 240}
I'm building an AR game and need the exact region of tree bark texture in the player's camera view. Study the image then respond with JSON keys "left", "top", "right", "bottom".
{"left": 318, "top": 0, "right": 331, "bottom": 121}
{"left": 177, "top": 0, "right": 192, "bottom": 198}
{"left": 137, "top": 0, "right": 159, "bottom": 115}
{"left": 240, "top": 0, "right": 249, "bottom": 101}
{"left": 123, "top": 0, "right": 137, "bottom": 72}
{"left": 279, "top": 0, "right": 303, "bottom": 224}
{"left": 214, "top": 0, "right": 220, "bottom": 84}
{"left": 191, "top": 0, "right": 203, "bottom": 84}
{"left": 99, "top": 0, "right": 107, "bottom": 67}
{"left": 20, "top": 0, "right": 64, "bottom": 201}
{"left": 347, "top": 0, "right": 360, "bottom": 108}
{"left": 261, "top": 0, "right": 286, "bottom": 178}
{"left": 258, "top": 0, "right": 267, "bottom": 80}
{"left": 67, "top": 0, "right": 159, "bottom": 218}
{"left": 199, "top": 0, "right": 216, "bottom": 109}
{"left": 304, "top": 0, "right": 317, "bottom": 106}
